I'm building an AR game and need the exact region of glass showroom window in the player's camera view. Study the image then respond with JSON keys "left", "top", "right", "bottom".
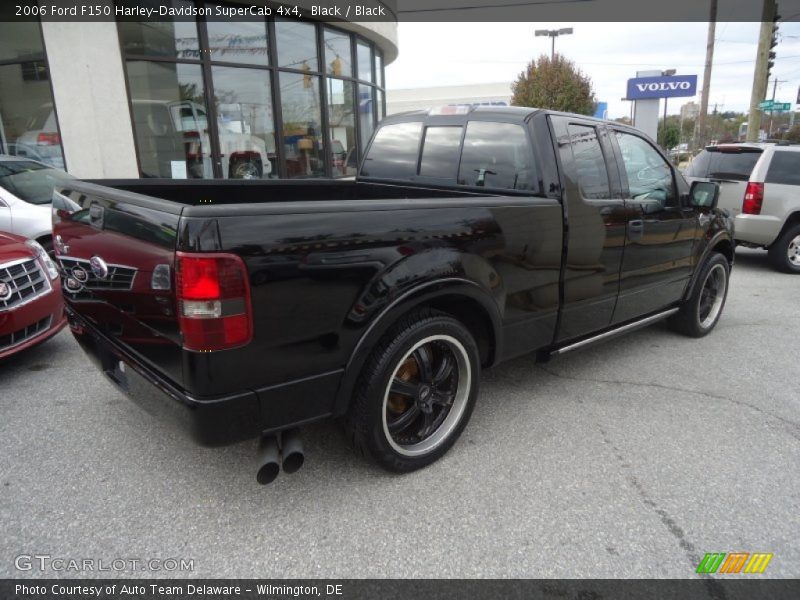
{"left": 0, "top": 22, "right": 65, "bottom": 170}
{"left": 125, "top": 61, "right": 212, "bottom": 178}
{"left": 204, "top": 5, "right": 269, "bottom": 66}
{"left": 324, "top": 28, "right": 353, "bottom": 78}
{"left": 280, "top": 72, "right": 324, "bottom": 178}
{"left": 118, "top": 3, "right": 386, "bottom": 179}
{"left": 211, "top": 66, "right": 276, "bottom": 179}
{"left": 327, "top": 78, "right": 356, "bottom": 176}
{"left": 117, "top": 1, "right": 200, "bottom": 59}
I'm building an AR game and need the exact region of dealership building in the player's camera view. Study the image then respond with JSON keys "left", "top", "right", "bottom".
{"left": 0, "top": 2, "right": 397, "bottom": 179}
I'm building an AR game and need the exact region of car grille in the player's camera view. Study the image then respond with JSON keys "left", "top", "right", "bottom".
{"left": 59, "top": 257, "right": 137, "bottom": 291}
{"left": 0, "top": 316, "right": 52, "bottom": 353}
{"left": 0, "top": 258, "right": 49, "bottom": 311}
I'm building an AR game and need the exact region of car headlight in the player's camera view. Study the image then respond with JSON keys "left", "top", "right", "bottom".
{"left": 26, "top": 239, "right": 59, "bottom": 281}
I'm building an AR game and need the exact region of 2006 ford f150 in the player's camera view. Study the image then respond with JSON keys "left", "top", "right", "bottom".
{"left": 53, "top": 107, "right": 733, "bottom": 482}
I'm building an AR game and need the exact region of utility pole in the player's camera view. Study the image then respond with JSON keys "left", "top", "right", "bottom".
{"left": 767, "top": 79, "right": 787, "bottom": 137}
{"left": 695, "top": 0, "right": 717, "bottom": 150}
{"left": 747, "top": 0, "right": 778, "bottom": 142}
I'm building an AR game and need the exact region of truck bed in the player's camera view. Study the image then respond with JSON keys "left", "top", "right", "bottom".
{"left": 89, "top": 178, "right": 495, "bottom": 206}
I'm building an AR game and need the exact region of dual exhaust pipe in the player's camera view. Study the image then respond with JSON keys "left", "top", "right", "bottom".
{"left": 256, "top": 428, "right": 304, "bottom": 485}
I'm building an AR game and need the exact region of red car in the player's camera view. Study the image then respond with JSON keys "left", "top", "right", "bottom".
{"left": 0, "top": 231, "right": 66, "bottom": 359}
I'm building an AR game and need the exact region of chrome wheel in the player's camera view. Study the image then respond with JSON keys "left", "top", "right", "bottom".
{"left": 381, "top": 334, "right": 471, "bottom": 457}
{"left": 697, "top": 263, "right": 727, "bottom": 329}
{"left": 231, "top": 160, "right": 261, "bottom": 179}
{"left": 787, "top": 234, "right": 800, "bottom": 267}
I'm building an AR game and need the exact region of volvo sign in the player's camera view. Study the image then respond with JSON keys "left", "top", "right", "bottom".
{"left": 626, "top": 75, "right": 698, "bottom": 100}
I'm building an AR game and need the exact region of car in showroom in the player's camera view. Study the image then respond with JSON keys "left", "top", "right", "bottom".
{"left": 686, "top": 142, "right": 800, "bottom": 272}
{"left": 0, "top": 155, "right": 75, "bottom": 255}
{"left": 0, "top": 231, "right": 65, "bottom": 360}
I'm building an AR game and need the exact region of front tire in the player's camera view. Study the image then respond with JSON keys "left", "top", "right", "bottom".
{"left": 767, "top": 223, "right": 800, "bottom": 274}
{"left": 669, "top": 252, "right": 730, "bottom": 337}
{"left": 345, "top": 309, "right": 480, "bottom": 472}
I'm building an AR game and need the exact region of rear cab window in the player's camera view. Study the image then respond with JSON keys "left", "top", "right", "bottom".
{"left": 685, "top": 147, "right": 762, "bottom": 181}
{"left": 360, "top": 122, "right": 423, "bottom": 179}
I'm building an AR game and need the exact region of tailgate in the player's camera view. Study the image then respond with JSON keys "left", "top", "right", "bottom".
{"left": 52, "top": 181, "right": 184, "bottom": 386}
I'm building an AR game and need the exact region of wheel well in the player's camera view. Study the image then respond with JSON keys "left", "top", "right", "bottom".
{"left": 712, "top": 238, "right": 734, "bottom": 265}
{"left": 426, "top": 295, "right": 496, "bottom": 366}
{"left": 776, "top": 212, "right": 800, "bottom": 241}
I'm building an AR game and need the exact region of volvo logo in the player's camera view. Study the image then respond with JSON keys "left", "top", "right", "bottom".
{"left": 90, "top": 256, "right": 109, "bottom": 280}
{"left": 0, "top": 281, "right": 11, "bottom": 301}
{"left": 71, "top": 266, "right": 89, "bottom": 283}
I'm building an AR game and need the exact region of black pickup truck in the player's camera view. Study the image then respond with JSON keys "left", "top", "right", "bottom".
{"left": 53, "top": 106, "right": 732, "bottom": 482}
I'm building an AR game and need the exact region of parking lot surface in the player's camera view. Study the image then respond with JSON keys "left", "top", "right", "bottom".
{"left": 1, "top": 248, "right": 798, "bottom": 578}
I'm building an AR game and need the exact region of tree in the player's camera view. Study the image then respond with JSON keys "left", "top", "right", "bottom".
{"left": 783, "top": 124, "right": 800, "bottom": 142}
{"left": 660, "top": 123, "right": 681, "bottom": 150}
{"left": 511, "top": 54, "right": 596, "bottom": 115}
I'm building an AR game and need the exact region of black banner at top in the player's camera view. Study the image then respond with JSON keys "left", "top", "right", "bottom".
{"left": 2, "top": 0, "right": 800, "bottom": 22}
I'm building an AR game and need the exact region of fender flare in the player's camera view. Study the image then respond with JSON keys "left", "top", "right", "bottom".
{"left": 332, "top": 277, "right": 503, "bottom": 416}
{"left": 684, "top": 231, "right": 734, "bottom": 301}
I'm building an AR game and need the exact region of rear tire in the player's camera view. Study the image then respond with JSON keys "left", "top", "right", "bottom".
{"left": 345, "top": 308, "right": 480, "bottom": 473}
{"left": 669, "top": 252, "right": 729, "bottom": 338}
{"left": 767, "top": 223, "right": 800, "bottom": 274}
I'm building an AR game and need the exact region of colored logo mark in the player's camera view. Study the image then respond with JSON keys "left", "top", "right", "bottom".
{"left": 696, "top": 552, "right": 773, "bottom": 574}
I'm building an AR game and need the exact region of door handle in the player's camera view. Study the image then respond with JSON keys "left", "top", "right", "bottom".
{"left": 628, "top": 219, "right": 644, "bottom": 232}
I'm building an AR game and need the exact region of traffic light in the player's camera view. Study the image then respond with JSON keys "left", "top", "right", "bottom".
{"left": 767, "top": 13, "right": 780, "bottom": 82}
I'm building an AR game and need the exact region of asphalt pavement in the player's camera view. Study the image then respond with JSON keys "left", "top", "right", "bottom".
{"left": 1, "top": 247, "right": 798, "bottom": 579}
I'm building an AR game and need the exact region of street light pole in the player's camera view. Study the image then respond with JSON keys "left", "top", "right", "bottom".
{"left": 661, "top": 69, "right": 676, "bottom": 148}
{"left": 535, "top": 28, "right": 573, "bottom": 60}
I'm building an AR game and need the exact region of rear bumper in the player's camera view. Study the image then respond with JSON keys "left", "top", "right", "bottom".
{"left": 66, "top": 305, "right": 264, "bottom": 447}
{"left": 734, "top": 214, "right": 782, "bottom": 247}
{"left": 65, "top": 305, "right": 342, "bottom": 446}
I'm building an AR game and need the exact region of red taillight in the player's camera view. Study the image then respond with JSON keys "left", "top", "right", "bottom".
{"left": 37, "top": 132, "right": 60, "bottom": 145}
{"left": 743, "top": 182, "right": 764, "bottom": 215}
{"left": 176, "top": 253, "right": 252, "bottom": 351}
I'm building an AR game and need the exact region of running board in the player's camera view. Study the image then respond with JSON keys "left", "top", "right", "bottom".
{"left": 551, "top": 308, "right": 680, "bottom": 356}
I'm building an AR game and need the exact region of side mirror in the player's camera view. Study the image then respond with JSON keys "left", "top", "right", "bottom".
{"left": 689, "top": 180, "right": 719, "bottom": 209}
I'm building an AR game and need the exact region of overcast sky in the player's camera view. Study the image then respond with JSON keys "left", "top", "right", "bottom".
{"left": 385, "top": 22, "right": 800, "bottom": 119}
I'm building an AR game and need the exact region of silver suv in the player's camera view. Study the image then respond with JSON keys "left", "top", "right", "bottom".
{"left": 686, "top": 143, "right": 800, "bottom": 273}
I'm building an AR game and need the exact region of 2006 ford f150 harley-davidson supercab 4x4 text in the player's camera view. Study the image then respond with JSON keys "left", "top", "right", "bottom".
{"left": 52, "top": 107, "right": 733, "bottom": 483}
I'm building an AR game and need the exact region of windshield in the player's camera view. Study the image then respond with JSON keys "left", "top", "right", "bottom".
{"left": 0, "top": 160, "right": 74, "bottom": 205}
{"left": 685, "top": 148, "right": 761, "bottom": 181}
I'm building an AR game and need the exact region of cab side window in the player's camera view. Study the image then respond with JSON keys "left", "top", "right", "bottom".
{"left": 614, "top": 131, "right": 675, "bottom": 207}
{"left": 457, "top": 122, "right": 534, "bottom": 191}
{"left": 567, "top": 124, "right": 611, "bottom": 199}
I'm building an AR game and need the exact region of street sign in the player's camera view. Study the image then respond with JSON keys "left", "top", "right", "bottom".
{"left": 759, "top": 101, "right": 791, "bottom": 112}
